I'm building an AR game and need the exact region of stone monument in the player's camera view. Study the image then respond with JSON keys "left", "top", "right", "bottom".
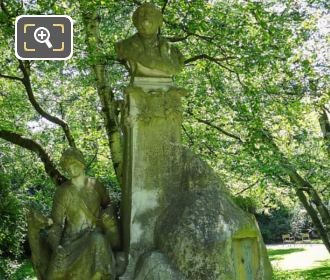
{"left": 27, "top": 148, "right": 119, "bottom": 280}
{"left": 116, "top": 3, "right": 272, "bottom": 280}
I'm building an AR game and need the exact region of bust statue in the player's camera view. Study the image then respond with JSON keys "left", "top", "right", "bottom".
{"left": 27, "top": 148, "right": 118, "bottom": 280}
{"left": 115, "top": 3, "right": 184, "bottom": 78}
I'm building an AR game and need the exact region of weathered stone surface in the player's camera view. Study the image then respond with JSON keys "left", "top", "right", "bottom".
{"left": 120, "top": 86, "right": 272, "bottom": 279}
{"left": 155, "top": 150, "right": 272, "bottom": 280}
{"left": 134, "top": 251, "right": 185, "bottom": 280}
{"left": 120, "top": 86, "right": 185, "bottom": 280}
{"left": 28, "top": 148, "right": 117, "bottom": 280}
{"left": 115, "top": 3, "right": 184, "bottom": 79}
{"left": 133, "top": 77, "right": 173, "bottom": 92}
{"left": 27, "top": 205, "right": 52, "bottom": 280}
{"left": 116, "top": 3, "right": 272, "bottom": 280}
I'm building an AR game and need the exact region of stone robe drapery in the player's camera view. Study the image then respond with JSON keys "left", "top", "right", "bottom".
{"left": 46, "top": 178, "right": 115, "bottom": 280}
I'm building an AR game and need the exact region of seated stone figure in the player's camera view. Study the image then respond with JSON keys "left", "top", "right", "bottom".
{"left": 115, "top": 3, "right": 184, "bottom": 78}
{"left": 28, "top": 148, "right": 117, "bottom": 280}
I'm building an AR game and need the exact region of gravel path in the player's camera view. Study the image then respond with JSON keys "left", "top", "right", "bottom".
{"left": 267, "top": 244, "right": 330, "bottom": 270}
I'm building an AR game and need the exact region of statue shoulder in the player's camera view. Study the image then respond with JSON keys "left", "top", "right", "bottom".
{"left": 86, "top": 177, "right": 106, "bottom": 191}
{"left": 53, "top": 183, "right": 71, "bottom": 205}
{"left": 87, "top": 178, "right": 109, "bottom": 204}
{"left": 159, "top": 37, "right": 184, "bottom": 62}
{"left": 94, "top": 178, "right": 107, "bottom": 192}
{"left": 85, "top": 177, "right": 99, "bottom": 186}
{"left": 57, "top": 182, "right": 70, "bottom": 193}
{"left": 115, "top": 33, "right": 142, "bottom": 60}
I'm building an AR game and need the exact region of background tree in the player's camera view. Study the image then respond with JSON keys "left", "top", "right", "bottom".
{"left": 0, "top": 0, "right": 329, "bottom": 267}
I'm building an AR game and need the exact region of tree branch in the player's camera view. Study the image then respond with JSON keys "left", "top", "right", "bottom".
{"left": 0, "top": 0, "right": 18, "bottom": 30}
{"left": 161, "top": 0, "right": 170, "bottom": 14}
{"left": 319, "top": 107, "right": 330, "bottom": 157}
{"left": 182, "top": 124, "right": 194, "bottom": 146}
{"left": 198, "top": 119, "right": 243, "bottom": 142}
{"left": 165, "top": 34, "right": 191, "bottom": 42}
{"left": 187, "top": 111, "right": 243, "bottom": 143}
{"left": 0, "top": 129, "right": 66, "bottom": 185}
{"left": 0, "top": 0, "right": 10, "bottom": 16}
{"left": 320, "top": 184, "right": 329, "bottom": 195}
{"left": 235, "top": 180, "right": 260, "bottom": 195}
{"left": 0, "top": 73, "right": 23, "bottom": 81}
{"left": 17, "top": 60, "right": 76, "bottom": 148}
{"left": 274, "top": 175, "right": 292, "bottom": 187}
{"left": 185, "top": 54, "right": 235, "bottom": 64}
{"left": 165, "top": 32, "right": 215, "bottom": 43}
{"left": 184, "top": 54, "right": 237, "bottom": 74}
{"left": 258, "top": 128, "right": 330, "bottom": 232}
{"left": 164, "top": 19, "right": 214, "bottom": 41}
{"left": 86, "top": 143, "right": 99, "bottom": 170}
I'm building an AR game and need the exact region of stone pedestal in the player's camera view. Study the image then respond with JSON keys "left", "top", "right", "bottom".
{"left": 120, "top": 81, "right": 186, "bottom": 278}
{"left": 116, "top": 4, "right": 272, "bottom": 279}
{"left": 120, "top": 80, "right": 272, "bottom": 280}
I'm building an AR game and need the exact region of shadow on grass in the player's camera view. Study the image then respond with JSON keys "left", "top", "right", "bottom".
{"left": 299, "top": 260, "right": 330, "bottom": 280}
{"left": 268, "top": 248, "right": 305, "bottom": 261}
{"left": 273, "top": 260, "right": 330, "bottom": 280}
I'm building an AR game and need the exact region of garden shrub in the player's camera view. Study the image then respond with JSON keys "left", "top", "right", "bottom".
{"left": 0, "top": 173, "right": 26, "bottom": 278}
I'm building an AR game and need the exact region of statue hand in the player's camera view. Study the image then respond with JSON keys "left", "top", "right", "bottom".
{"left": 101, "top": 212, "right": 121, "bottom": 249}
{"left": 101, "top": 213, "right": 115, "bottom": 228}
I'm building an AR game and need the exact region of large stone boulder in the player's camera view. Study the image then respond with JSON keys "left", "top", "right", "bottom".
{"left": 154, "top": 150, "right": 272, "bottom": 280}
{"left": 134, "top": 251, "right": 185, "bottom": 280}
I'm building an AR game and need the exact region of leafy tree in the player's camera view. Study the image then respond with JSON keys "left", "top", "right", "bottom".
{"left": 256, "top": 206, "right": 292, "bottom": 244}
{"left": 0, "top": 0, "right": 329, "bottom": 256}
{"left": 0, "top": 172, "right": 26, "bottom": 278}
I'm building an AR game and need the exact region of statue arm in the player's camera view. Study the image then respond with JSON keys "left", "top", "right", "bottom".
{"left": 155, "top": 42, "right": 184, "bottom": 75}
{"left": 172, "top": 46, "right": 185, "bottom": 68}
{"left": 96, "top": 180, "right": 110, "bottom": 208}
{"left": 48, "top": 188, "right": 66, "bottom": 251}
{"left": 115, "top": 41, "right": 126, "bottom": 61}
{"left": 96, "top": 181, "right": 121, "bottom": 249}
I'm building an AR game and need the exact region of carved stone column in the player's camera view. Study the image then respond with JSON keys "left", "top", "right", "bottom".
{"left": 120, "top": 78, "right": 186, "bottom": 278}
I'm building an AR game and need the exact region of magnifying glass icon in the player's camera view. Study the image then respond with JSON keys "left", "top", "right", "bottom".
{"left": 34, "top": 27, "right": 53, "bottom": 48}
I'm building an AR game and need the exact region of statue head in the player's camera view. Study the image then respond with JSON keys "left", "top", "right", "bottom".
{"left": 60, "top": 148, "right": 85, "bottom": 179}
{"left": 133, "top": 3, "right": 163, "bottom": 37}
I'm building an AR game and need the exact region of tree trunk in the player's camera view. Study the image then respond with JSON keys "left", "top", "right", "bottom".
{"left": 79, "top": 3, "right": 123, "bottom": 186}
{"left": 319, "top": 107, "right": 330, "bottom": 157}
{"left": 285, "top": 166, "right": 330, "bottom": 234}
{"left": 262, "top": 128, "right": 330, "bottom": 253}
{"left": 295, "top": 188, "right": 330, "bottom": 252}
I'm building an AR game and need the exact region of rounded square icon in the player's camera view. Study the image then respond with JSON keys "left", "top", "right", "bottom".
{"left": 15, "top": 15, "right": 73, "bottom": 60}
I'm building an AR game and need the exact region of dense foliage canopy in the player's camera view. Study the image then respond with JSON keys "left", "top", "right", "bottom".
{"left": 0, "top": 0, "right": 329, "bottom": 272}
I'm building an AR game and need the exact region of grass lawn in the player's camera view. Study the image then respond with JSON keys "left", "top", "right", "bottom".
{"left": 268, "top": 247, "right": 330, "bottom": 280}
{"left": 268, "top": 247, "right": 306, "bottom": 261}
{"left": 3, "top": 247, "right": 330, "bottom": 279}
{"left": 273, "top": 260, "right": 330, "bottom": 280}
